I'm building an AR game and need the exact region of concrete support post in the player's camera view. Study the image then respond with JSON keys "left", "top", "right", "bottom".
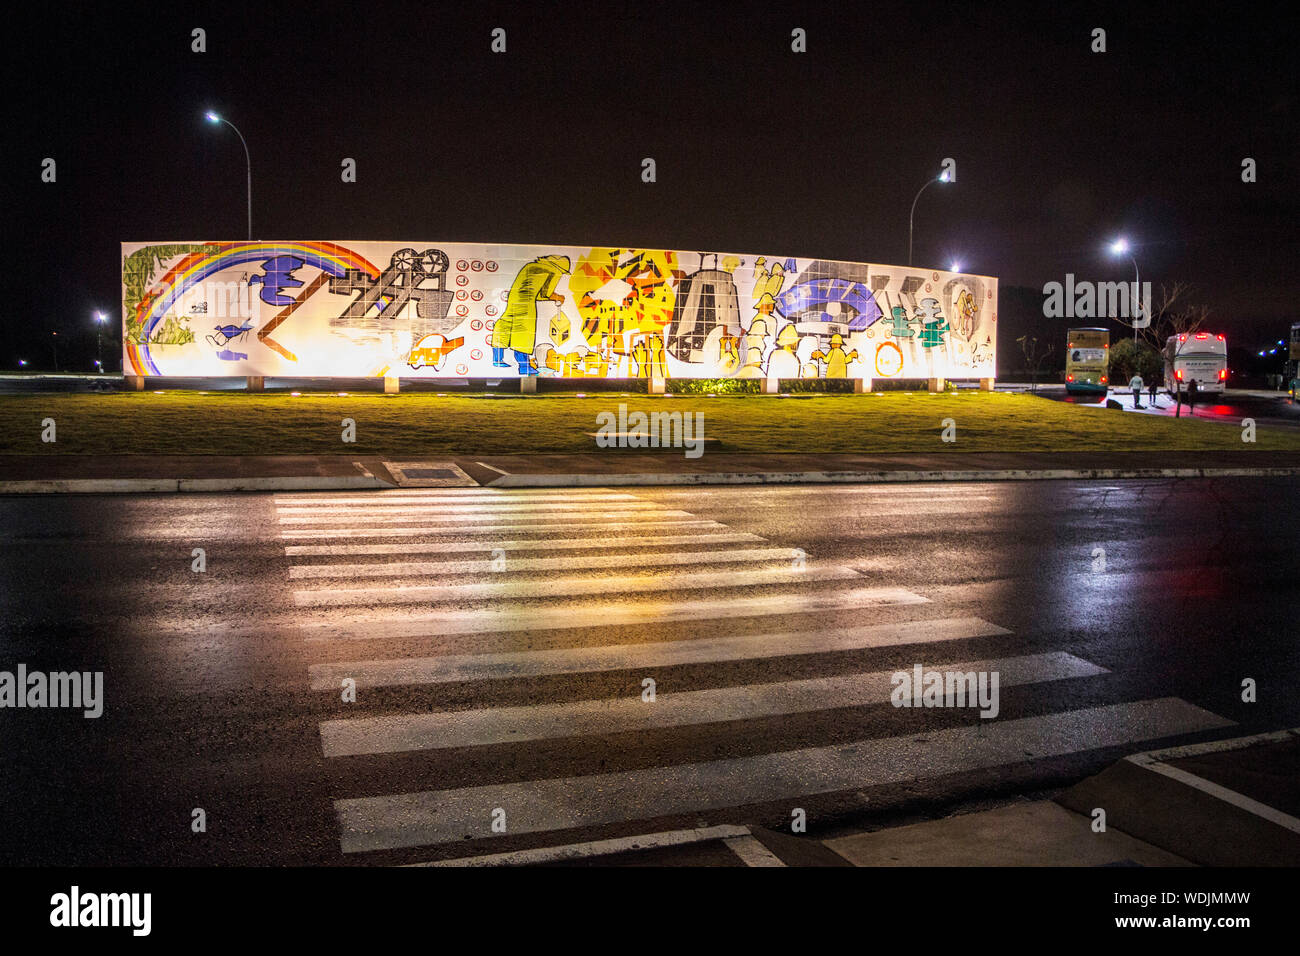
{"left": 928, "top": 376, "right": 945, "bottom": 393}
{"left": 126, "top": 375, "right": 145, "bottom": 391}
{"left": 762, "top": 378, "right": 780, "bottom": 394}
{"left": 854, "top": 378, "right": 874, "bottom": 394}
{"left": 648, "top": 376, "right": 666, "bottom": 395}
{"left": 383, "top": 376, "right": 400, "bottom": 394}
{"left": 246, "top": 376, "right": 265, "bottom": 392}
{"left": 980, "top": 377, "right": 995, "bottom": 391}
{"left": 519, "top": 375, "right": 537, "bottom": 394}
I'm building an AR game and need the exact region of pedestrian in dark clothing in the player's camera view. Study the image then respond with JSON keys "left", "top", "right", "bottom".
{"left": 1187, "top": 379, "right": 1199, "bottom": 413}
{"left": 1148, "top": 379, "right": 1158, "bottom": 406}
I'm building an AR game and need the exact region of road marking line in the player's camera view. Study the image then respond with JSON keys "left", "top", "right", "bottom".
{"left": 1128, "top": 753, "right": 1300, "bottom": 835}
{"left": 280, "top": 516, "right": 712, "bottom": 539}
{"left": 409, "top": 824, "right": 754, "bottom": 867}
{"left": 275, "top": 493, "right": 642, "bottom": 509}
{"left": 276, "top": 486, "right": 632, "bottom": 500}
{"left": 284, "top": 531, "right": 766, "bottom": 556}
{"left": 277, "top": 502, "right": 670, "bottom": 522}
{"left": 334, "top": 698, "right": 1234, "bottom": 852}
{"left": 318, "top": 653, "right": 1105, "bottom": 755}
{"left": 293, "top": 564, "right": 864, "bottom": 607}
{"left": 723, "top": 835, "right": 786, "bottom": 867}
{"left": 307, "top": 610, "right": 987, "bottom": 689}
{"left": 290, "top": 547, "right": 803, "bottom": 580}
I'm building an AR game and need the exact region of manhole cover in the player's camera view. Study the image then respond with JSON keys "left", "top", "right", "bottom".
{"left": 384, "top": 461, "right": 478, "bottom": 487}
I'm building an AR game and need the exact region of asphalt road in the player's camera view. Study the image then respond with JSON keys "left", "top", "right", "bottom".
{"left": 1, "top": 478, "right": 1297, "bottom": 865}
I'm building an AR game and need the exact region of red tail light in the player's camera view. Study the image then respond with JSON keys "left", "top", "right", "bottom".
{"left": 1219, "top": 369, "right": 1227, "bottom": 380}
{"left": 1176, "top": 370, "right": 1184, "bottom": 381}
{"left": 1066, "top": 374, "right": 1074, "bottom": 382}
{"left": 1100, "top": 376, "right": 1108, "bottom": 383}
{"left": 1216, "top": 334, "right": 1224, "bottom": 341}
{"left": 1195, "top": 333, "right": 1208, "bottom": 339}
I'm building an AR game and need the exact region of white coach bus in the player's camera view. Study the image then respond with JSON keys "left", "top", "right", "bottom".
{"left": 1165, "top": 332, "right": 1227, "bottom": 396}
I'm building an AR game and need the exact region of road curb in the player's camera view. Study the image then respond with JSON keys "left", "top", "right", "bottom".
{"left": 2, "top": 465, "right": 1298, "bottom": 494}
{"left": 1056, "top": 727, "right": 1300, "bottom": 867}
{"left": 484, "top": 466, "right": 1300, "bottom": 487}
{"left": 0, "top": 475, "right": 393, "bottom": 495}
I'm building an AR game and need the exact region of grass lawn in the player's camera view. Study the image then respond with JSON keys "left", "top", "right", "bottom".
{"left": 0, "top": 390, "right": 1294, "bottom": 456}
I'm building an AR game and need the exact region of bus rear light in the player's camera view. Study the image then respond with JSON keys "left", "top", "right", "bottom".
{"left": 1100, "top": 376, "right": 1107, "bottom": 383}
{"left": 1195, "top": 333, "right": 1208, "bottom": 339}
{"left": 1176, "top": 370, "right": 1184, "bottom": 381}
{"left": 1219, "top": 369, "right": 1227, "bottom": 380}
{"left": 1066, "top": 374, "right": 1074, "bottom": 382}
{"left": 1216, "top": 334, "right": 1225, "bottom": 341}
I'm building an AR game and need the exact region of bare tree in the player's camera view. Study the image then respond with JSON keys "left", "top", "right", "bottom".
{"left": 1137, "top": 283, "right": 1213, "bottom": 417}
{"left": 1016, "top": 335, "right": 1054, "bottom": 393}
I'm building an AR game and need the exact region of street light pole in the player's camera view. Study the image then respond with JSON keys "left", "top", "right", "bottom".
{"left": 205, "top": 112, "right": 252, "bottom": 240}
{"left": 95, "top": 311, "right": 106, "bottom": 373}
{"left": 908, "top": 170, "right": 950, "bottom": 267}
{"left": 50, "top": 332, "right": 59, "bottom": 372}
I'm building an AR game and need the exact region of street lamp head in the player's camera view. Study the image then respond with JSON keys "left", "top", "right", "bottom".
{"left": 94, "top": 311, "right": 106, "bottom": 323}
{"left": 950, "top": 260, "right": 962, "bottom": 273}
{"left": 938, "top": 170, "right": 950, "bottom": 183}
{"left": 205, "top": 111, "right": 221, "bottom": 124}
{"left": 1109, "top": 238, "right": 1129, "bottom": 256}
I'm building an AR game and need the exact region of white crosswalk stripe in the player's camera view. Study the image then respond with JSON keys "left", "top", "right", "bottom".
{"left": 289, "top": 546, "right": 805, "bottom": 579}
{"left": 335, "top": 699, "right": 1233, "bottom": 853}
{"left": 319, "top": 652, "right": 1106, "bottom": 756}
{"left": 306, "top": 615, "right": 1004, "bottom": 689}
{"left": 297, "top": 586, "right": 929, "bottom": 640}
{"left": 275, "top": 487, "right": 1234, "bottom": 863}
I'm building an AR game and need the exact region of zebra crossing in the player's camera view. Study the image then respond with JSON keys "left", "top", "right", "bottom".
{"left": 274, "top": 486, "right": 1234, "bottom": 863}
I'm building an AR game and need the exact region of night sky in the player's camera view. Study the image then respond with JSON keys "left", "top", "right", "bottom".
{"left": 3, "top": 0, "right": 1295, "bottom": 371}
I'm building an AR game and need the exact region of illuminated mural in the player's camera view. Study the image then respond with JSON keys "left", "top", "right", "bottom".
{"left": 121, "top": 242, "right": 997, "bottom": 379}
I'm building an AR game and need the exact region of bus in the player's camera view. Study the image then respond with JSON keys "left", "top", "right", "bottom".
{"left": 1288, "top": 322, "right": 1300, "bottom": 398}
{"left": 1164, "top": 332, "right": 1228, "bottom": 396}
{"left": 1065, "top": 327, "right": 1109, "bottom": 394}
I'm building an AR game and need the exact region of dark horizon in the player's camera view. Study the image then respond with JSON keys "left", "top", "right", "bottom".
{"left": 4, "top": 0, "right": 1296, "bottom": 371}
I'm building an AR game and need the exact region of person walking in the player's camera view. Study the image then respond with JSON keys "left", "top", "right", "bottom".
{"left": 1129, "top": 372, "right": 1144, "bottom": 408}
{"left": 1187, "top": 378, "right": 1199, "bottom": 414}
{"left": 1148, "top": 377, "right": 1158, "bottom": 407}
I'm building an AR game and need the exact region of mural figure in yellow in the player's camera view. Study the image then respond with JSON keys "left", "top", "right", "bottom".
{"left": 492, "top": 255, "right": 570, "bottom": 374}
{"left": 752, "top": 257, "right": 786, "bottom": 301}
{"left": 718, "top": 326, "right": 740, "bottom": 370}
{"left": 767, "top": 323, "right": 801, "bottom": 382}
{"left": 738, "top": 293, "right": 779, "bottom": 378}
{"left": 810, "top": 332, "right": 861, "bottom": 378}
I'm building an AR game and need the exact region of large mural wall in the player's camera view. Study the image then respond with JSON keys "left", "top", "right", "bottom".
{"left": 121, "top": 241, "right": 997, "bottom": 380}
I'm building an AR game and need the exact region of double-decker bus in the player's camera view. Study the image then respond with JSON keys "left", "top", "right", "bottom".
{"left": 1165, "top": 332, "right": 1228, "bottom": 396}
{"left": 1065, "top": 327, "right": 1109, "bottom": 394}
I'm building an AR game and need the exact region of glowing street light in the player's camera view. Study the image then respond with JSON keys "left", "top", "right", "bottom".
{"left": 950, "top": 260, "right": 963, "bottom": 273}
{"left": 204, "top": 110, "right": 253, "bottom": 240}
{"left": 908, "top": 169, "right": 953, "bottom": 267}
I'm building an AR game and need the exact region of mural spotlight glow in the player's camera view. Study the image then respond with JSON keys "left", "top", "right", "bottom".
{"left": 950, "top": 261, "right": 962, "bottom": 273}
{"left": 204, "top": 111, "right": 220, "bottom": 123}
{"left": 1109, "top": 238, "right": 1129, "bottom": 256}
